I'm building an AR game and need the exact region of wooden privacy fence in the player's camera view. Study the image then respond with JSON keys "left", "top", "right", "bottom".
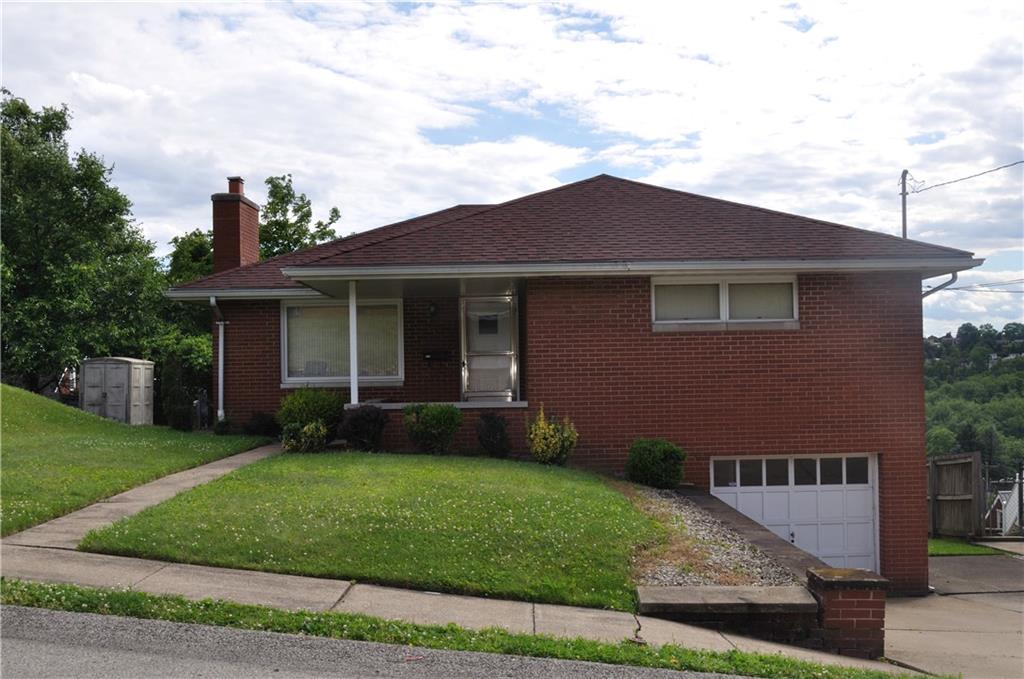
{"left": 927, "top": 451, "right": 984, "bottom": 538}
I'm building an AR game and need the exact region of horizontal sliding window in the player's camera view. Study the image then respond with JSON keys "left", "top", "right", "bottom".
{"left": 652, "top": 277, "right": 797, "bottom": 324}
{"left": 654, "top": 284, "right": 720, "bottom": 321}
{"left": 282, "top": 302, "right": 402, "bottom": 382}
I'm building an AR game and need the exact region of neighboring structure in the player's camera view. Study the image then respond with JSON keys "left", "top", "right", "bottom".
{"left": 168, "top": 174, "right": 982, "bottom": 594}
{"left": 986, "top": 480, "right": 1021, "bottom": 535}
{"left": 79, "top": 357, "right": 154, "bottom": 425}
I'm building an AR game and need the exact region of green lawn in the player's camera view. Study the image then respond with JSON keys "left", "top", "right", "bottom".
{"left": 1, "top": 579, "right": 925, "bottom": 679}
{"left": 0, "top": 384, "right": 269, "bottom": 536}
{"left": 927, "top": 537, "right": 1005, "bottom": 556}
{"left": 81, "top": 452, "right": 661, "bottom": 611}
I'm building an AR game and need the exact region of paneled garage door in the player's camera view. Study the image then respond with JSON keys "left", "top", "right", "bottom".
{"left": 710, "top": 455, "right": 877, "bottom": 570}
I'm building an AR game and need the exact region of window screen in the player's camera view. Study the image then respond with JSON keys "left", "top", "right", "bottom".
{"left": 713, "top": 460, "right": 737, "bottom": 487}
{"left": 285, "top": 304, "right": 400, "bottom": 379}
{"left": 728, "top": 283, "right": 794, "bottom": 320}
{"left": 655, "top": 284, "right": 720, "bottom": 321}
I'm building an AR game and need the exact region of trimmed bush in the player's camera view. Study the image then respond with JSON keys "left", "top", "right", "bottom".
{"left": 527, "top": 406, "right": 578, "bottom": 465}
{"left": 402, "top": 403, "right": 462, "bottom": 454}
{"left": 339, "top": 405, "right": 389, "bottom": 451}
{"left": 212, "top": 417, "right": 233, "bottom": 436}
{"left": 625, "top": 438, "right": 686, "bottom": 488}
{"left": 476, "top": 412, "right": 510, "bottom": 458}
{"left": 282, "top": 420, "right": 328, "bottom": 453}
{"left": 276, "top": 388, "right": 345, "bottom": 431}
{"left": 243, "top": 412, "right": 281, "bottom": 438}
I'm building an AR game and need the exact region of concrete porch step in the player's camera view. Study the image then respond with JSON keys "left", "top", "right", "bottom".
{"left": 637, "top": 585, "right": 818, "bottom": 615}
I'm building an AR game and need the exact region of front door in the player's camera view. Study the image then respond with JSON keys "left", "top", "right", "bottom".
{"left": 461, "top": 296, "right": 518, "bottom": 402}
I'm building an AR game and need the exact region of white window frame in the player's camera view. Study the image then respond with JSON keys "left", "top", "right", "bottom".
{"left": 280, "top": 299, "right": 404, "bottom": 388}
{"left": 651, "top": 275, "right": 799, "bottom": 330}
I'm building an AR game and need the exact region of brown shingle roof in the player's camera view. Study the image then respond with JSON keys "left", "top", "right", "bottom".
{"left": 173, "top": 174, "right": 973, "bottom": 292}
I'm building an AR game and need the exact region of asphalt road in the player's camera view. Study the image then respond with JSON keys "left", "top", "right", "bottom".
{"left": 1, "top": 606, "right": 741, "bottom": 679}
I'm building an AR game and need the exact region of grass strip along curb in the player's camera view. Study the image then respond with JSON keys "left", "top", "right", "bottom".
{"left": 1, "top": 579, "right": 925, "bottom": 679}
{"left": 927, "top": 537, "right": 1004, "bottom": 557}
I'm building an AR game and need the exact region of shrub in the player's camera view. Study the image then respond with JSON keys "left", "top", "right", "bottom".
{"left": 402, "top": 403, "right": 463, "bottom": 454}
{"left": 625, "top": 438, "right": 686, "bottom": 488}
{"left": 476, "top": 412, "right": 511, "bottom": 458}
{"left": 161, "top": 354, "right": 194, "bottom": 431}
{"left": 276, "top": 388, "right": 345, "bottom": 431}
{"left": 339, "top": 405, "right": 389, "bottom": 451}
{"left": 243, "top": 412, "right": 281, "bottom": 438}
{"left": 282, "top": 420, "right": 329, "bottom": 453}
{"left": 527, "top": 406, "right": 578, "bottom": 465}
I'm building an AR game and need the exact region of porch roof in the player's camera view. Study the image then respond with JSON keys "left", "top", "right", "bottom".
{"left": 168, "top": 174, "right": 980, "bottom": 300}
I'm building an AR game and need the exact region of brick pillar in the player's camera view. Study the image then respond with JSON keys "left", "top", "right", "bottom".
{"left": 807, "top": 567, "right": 889, "bottom": 659}
{"left": 212, "top": 176, "right": 260, "bottom": 273}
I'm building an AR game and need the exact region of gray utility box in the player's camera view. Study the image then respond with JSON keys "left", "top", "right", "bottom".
{"left": 80, "top": 357, "right": 154, "bottom": 425}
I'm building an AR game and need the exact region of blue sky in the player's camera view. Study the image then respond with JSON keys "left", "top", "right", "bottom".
{"left": 2, "top": 1, "right": 1021, "bottom": 335}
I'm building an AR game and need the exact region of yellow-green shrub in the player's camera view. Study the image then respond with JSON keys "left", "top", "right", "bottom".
{"left": 527, "top": 406, "right": 578, "bottom": 465}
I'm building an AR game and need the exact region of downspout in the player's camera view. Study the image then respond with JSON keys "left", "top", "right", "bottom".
{"left": 922, "top": 272, "right": 957, "bottom": 298}
{"left": 210, "top": 296, "right": 227, "bottom": 421}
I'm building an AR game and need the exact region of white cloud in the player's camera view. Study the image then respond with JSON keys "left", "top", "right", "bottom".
{"left": 2, "top": 0, "right": 1021, "bottom": 336}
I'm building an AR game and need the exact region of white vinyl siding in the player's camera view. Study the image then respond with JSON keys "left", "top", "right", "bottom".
{"left": 651, "top": 276, "right": 798, "bottom": 328}
{"left": 281, "top": 300, "right": 403, "bottom": 385}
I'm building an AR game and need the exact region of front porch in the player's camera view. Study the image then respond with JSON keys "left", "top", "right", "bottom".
{"left": 280, "top": 276, "right": 528, "bottom": 412}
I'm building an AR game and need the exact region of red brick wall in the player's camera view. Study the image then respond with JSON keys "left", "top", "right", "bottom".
{"left": 214, "top": 297, "right": 462, "bottom": 425}
{"left": 523, "top": 273, "right": 927, "bottom": 593}
{"left": 214, "top": 272, "right": 928, "bottom": 592}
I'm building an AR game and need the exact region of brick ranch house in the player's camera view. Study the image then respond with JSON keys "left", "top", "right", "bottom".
{"left": 169, "top": 174, "right": 981, "bottom": 594}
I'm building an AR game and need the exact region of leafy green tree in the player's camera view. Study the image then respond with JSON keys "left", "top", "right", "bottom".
{"left": 926, "top": 426, "right": 957, "bottom": 457}
{"left": 259, "top": 174, "right": 340, "bottom": 259}
{"left": 1, "top": 90, "right": 165, "bottom": 391}
{"left": 167, "top": 228, "right": 212, "bottom": 286}
{"left": 956, "top": 323, "right": 980, "bottom": 351}
{"left": 956, "top": 422, "right": 981, "bottom": 453}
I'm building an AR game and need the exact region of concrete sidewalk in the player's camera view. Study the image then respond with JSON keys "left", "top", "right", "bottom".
{"left": 0, "top": 444, "right": 906, "bottom": 675}
{"left": 4, "top": 444, "right": 281, "bottom": 549}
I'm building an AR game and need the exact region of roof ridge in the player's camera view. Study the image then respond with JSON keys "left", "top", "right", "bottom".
{"left": 300, "top": 175, "right": 612, "bottom": 266}
{"left": 605, "top": 175, "right": 974, "bottom": 257}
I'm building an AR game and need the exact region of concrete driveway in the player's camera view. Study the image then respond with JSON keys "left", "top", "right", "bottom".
{"left": 886, "top": 555, "right": 1024, "bottom": 679}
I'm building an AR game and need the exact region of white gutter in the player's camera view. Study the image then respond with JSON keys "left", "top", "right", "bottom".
{"left": 922, "top": 272, "right": 958, "bottom": 298}
{"left": 282, "top": 257, "right": 983, "bottom": 281}
{"left": 167, "top": 288, "right": 324, "bottom": 301}
{"left": 210, "top": 296, "right": 227, "bottom": 422}
{"left": 348, "top": 281, "right": 359, "bottom": 405}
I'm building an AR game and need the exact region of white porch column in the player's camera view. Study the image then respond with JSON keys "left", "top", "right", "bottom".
{"left": 348, "top": 280, "right": 359, "bottom": 405}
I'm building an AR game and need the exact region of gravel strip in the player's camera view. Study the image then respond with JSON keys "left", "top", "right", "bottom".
{"left": 635, "top": 488, "right": 798, "bottom": 587}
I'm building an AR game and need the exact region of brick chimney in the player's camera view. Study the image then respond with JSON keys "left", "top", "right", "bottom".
{"left": 212, "top": 176, "right": 260, "bottom": 273}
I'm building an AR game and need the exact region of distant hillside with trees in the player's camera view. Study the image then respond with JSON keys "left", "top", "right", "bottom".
{"left": 924, "top": 322, "right": 1024, "bottom": 481}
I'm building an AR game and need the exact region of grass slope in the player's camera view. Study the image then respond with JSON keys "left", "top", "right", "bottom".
{"left": 82, "top": 452, "right": 661, "bottom": 611}
{"left": 1, "top": 580, "right": 925, "bottom": 679}
{"left": 0, "top": 385, "right": 268, "bottom": 535}
{"left": 927, "top": 537, "right": 1004, "bottom": 556}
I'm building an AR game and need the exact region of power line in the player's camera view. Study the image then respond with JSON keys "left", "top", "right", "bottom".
{"left": 910, "top": 160, "right": 1024, "bottom": 194}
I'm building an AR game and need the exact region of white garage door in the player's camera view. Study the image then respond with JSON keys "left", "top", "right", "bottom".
{"left": 710, "top": 455, "right": 877, "bottom": 570}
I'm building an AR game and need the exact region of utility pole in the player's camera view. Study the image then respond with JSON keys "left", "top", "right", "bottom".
{"left": 900, "top": 169, "right": 909, "bottom": 239}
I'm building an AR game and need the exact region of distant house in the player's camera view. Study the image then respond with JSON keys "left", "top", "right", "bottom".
{"left": 986, "top": 481, "right": 1021, "bottom": 535}
{"left": 168, "top": 174, "right": 982, "bottom": 594}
